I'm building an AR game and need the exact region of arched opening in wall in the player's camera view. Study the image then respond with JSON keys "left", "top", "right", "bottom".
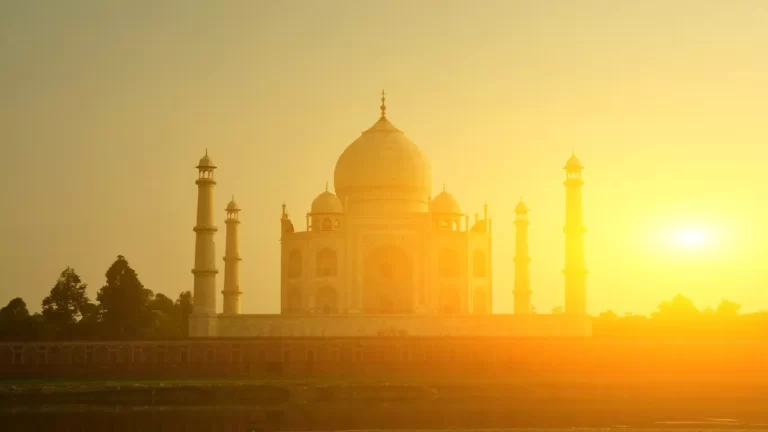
{"left": 472, "top": 250, "right": 486, "bottom": 277}
{"left": 334, "top": 219, "right": 341, "bottom": 229}
{"left": 438, "top": 219, "right": 449, "bottom": 230}
{"left": 439, "top": 285, "right": 460, "bottom": 314}
{"left": 438, "top": 249, "right": 460, "bottom": 278}
{"left": 322, "top": 218, "right": 332, "bottom": 231}
{"left": 315, "top": 285, "right": 338, "bottom": 314}
{"left": 287, "top": 250, "right": 302, "bottom": 279}
{"left": 316, "top": 248, "right": 337, "bottom": 277}
{"left": 285, "top": 286, "right": 302, "bottom": 314}
{"left": 474, "top": 288, "right": 488, "bottom": 314}
{"left": 363, "top": 245, "right": 413, "bottom": 314}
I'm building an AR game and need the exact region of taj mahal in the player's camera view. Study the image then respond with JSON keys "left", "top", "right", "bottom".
{"left": 189, "top": 93, "right": 591, "bottom": 337}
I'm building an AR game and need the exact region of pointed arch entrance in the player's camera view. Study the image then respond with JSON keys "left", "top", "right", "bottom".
{"left": 363, "top": 245, "right": 413, "bottom": 314}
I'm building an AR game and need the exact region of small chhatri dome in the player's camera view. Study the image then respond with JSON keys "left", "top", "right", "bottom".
{"left": 197, "top": 149, "right": 216, "bottom": 169}
{"left": 431, "top": 186, "right": 462, "bottom": 214}
{"left": 515, "top": 198, "right": 529, "bottom": 214}
{"left": 312, "top": 188, "right": 343, "bottom": 214}
{"left": 226, "top": 196, "right": 240, "bottom": 211}
{"left": 564, "top": 152, "right": 584, "bottom": 171}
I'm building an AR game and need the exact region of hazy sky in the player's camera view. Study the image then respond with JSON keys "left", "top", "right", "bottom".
{"left": 1, "top": 0, "right": 767, "bottom": 315}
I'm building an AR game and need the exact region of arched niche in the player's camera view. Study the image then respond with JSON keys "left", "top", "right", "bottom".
{"left": 316, "top": 248, "right": 338, "bottom": 277}
{"left": 321, "top": 218, "right": 332, "bottom": 231}
{"left": 285, "top": 286, "right": 302, "bottom": 314}
{"left": 287, "top": 250, "right": 302, "bottom": 279}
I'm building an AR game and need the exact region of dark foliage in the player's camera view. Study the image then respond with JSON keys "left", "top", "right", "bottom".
{"left": 0, "top": 258, "right": 192, "bottom": 341}
{"left": 0, "top": 298, "right": 44, "bottom": 340}
{"left": 593, "top": 294, "right": 768, "bottom": 339}
{"left": 97, "top": 255, "right": 155, "bottom": 339}
{"left": 41, "top": 267, "right": 92, "bottom": 338}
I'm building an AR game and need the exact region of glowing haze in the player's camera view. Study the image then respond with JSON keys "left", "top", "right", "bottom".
{"left": 1, "top": 1, "right": 767, "bottom": 315}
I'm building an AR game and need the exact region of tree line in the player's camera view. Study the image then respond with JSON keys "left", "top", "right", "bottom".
{"left": 2, "top": 256, "right": 767, "bottom": 341}
{"left": 592, "top": 294, "right": 768, "bottom": 338}
{"left": 0, "top": 255, "right": 192, "bottom": 341}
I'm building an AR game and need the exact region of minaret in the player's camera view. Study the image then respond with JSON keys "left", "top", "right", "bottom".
{"left": 514, "top": 198, "right": 532, "bottom": 315}
{"left": 222, "top": 196, "right": 242, "bottom": 315}
{"left": 192, "top": 150, "right": 218, "bottom": 315}
{"left": 563, "top": 153, "right": 587, "bottom": 315}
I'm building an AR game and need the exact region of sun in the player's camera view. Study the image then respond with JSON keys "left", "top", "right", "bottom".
{"left": 676, "top": 229, "right": 707, "bottom": 248}
{"left": 664, "top": 225, "right": 721, "bottom": 253}
{"left": 645, "top": 218, "right": 731, "bottom": 260}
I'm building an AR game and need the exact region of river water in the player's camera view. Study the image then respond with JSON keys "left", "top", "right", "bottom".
{"left": 3, "top": 405, "right": 768, "bottom": 432}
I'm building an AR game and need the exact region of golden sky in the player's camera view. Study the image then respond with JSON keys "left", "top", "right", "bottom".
{"left": 1, "top": 0, "right": 767, "bottom": 315}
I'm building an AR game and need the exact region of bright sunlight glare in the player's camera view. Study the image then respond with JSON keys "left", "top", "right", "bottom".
{"left": 662, "top": 225, "right": 722, "bottom": 253}
{"left": 676, "top": 229, "right": 707, "bottom": 247}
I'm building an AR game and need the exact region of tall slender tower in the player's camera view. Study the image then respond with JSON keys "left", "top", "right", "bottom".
{"left": 563, "top": 153, "right": 587, "bottom": 315}
{"left": 192, "top": 150, "right": 218, "bottom": 315}
{"left": 222, "top": 197, "right": 242, "bottom": 315}
{"left": 513, "top": 198, "right": 531, "bottom": 315}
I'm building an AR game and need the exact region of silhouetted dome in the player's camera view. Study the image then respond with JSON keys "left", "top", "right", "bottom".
{"left": 312, "top": 190, "right": 343, "bottom": 214}
{"left": 431, "top": 190, "right": 462, "bottom": 214}
{"left": 515, "top": 199, "right": 529, "bottom": 214}
{"left": 197, "top": 151, "right": 216, "bottom": 169}
{"left": 226, "top": 198, "right": 240, "bottom": 211}
{"left": 564, "top": 154, "right": 584, "bottom": 172}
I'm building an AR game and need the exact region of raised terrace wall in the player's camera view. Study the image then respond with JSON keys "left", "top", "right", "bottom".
{"left": 1, "top": 337, "right": 767, "bottom": 383}
{"left": 192, "top": 313, "right": 593, "bottom": 337}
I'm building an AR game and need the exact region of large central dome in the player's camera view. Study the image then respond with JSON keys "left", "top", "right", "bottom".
{"left": 334, "top": 103, "right": 432, "bottom": 215}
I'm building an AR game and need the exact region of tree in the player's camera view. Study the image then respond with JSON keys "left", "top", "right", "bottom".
{"left": 0, "top": 298, "right": 43, "bottom": 340}
{"left": 598, "top": 310, "right": 619, "bottom": 321}
{"left": 148, "top": 293, "right": 179, "bottom": 338}
{"left": 42, "top": 267, "right": 90, "bottom": 328}
{"left": 1, "top": 298, "right": 30, "bottom": 320}
{"left": 149, "top": 293, "right": 175, "bottom": 316}
{"left": 717, "top": 298, "right": 741, "bottom": 317}
{"left": 150, "top": 291, "right": 194, "bottom": 338}
{"left": 652, "top": 294, "right": 700, "bottom": 321}
{"left": 97, "top": 255, "right": 153, "bottom": 339}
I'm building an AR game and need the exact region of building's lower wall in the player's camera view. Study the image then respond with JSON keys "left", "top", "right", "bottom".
{"left": 188, "top": 313, "right": 218, "bottom": 337}
{"left": 1, "top": 337, "right": 767, "bottom": 384}
{"left": 211, "top": 314, "right": 592, "bottom": 338}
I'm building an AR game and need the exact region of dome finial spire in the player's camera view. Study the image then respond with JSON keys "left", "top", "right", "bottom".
{"left": 443, "top": 182, "right": 446, "bottom": 192}
{"left": 325, "top": 181, "right": 329, "bottom": 192}
{"left": 380, "top": 89, "right": 386, "bottom": 118}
